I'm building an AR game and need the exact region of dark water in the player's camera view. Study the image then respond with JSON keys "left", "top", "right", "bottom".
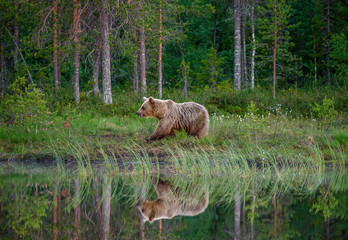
{"left": 0, "top": 165, "right": 347, "bottom": 239}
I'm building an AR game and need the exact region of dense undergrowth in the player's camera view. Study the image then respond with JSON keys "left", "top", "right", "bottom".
{"left": 0, "top": 86, "right": 347, "bottom": 168}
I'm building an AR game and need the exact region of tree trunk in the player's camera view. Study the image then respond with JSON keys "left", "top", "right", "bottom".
{"left": 133, "top": 31, "right": 139, "bottom": 93}
{"left": 181, "top": 59, "right": 188, "bottom": 98}
{"left": 139, "top": 25, "right": 147, "bottom": 98}
{"left": 73, "top": 179, "right": 81, "bottom": 240}
{"left": 53, "top": 1, "right": 60, "bottom": 88}
{"left": 158, "top": 219, "right": 162, "bottom": 235}
{"left": 14, "top": 0, "right": 19, "bottom": 74}
{"left": 213, "top": 0, "right": 217, "bottom": 48}
{"left": 58, "top": 2, "right": 62, "bottom": 86}
{"left": 4, "top": 26, "right": 33, "bottom": 85}
{"left": 313, "top": 37, "right": 317, "bottom": 84}
{"left": 273, "top": 0, "right": 277, "bottom": 99}
{"left": 158, "top": 0, "right": 163, "bottom": 99}
{"left": 102, "top": 175, "right": 111, "bottom": 240}
{"left": 183, "top": 69, "right": 188, "bottom": 98}
{"left": 1, "top": 40, "right": 4, "bottom": 97}
{"left": 234, "top": 0, "right": 241, "bottom": 90}
{"left": 234, "top": 191, "right": 241, "bottom": 240}
{"left": 326, "top": 0, "right": 331, "bottom": 83}
{"left": 73, "top": 0, "right": 80, "bottom": 104}
{"left": 93, "top": 34, "right": 102, "bottom": 96}
{"left": 101, "top": 0, "right": 113, "bottom": 104}
{"left": 241, "top": 0, "right": 248, "bottom": 85}
{"left": 250, "top": 1, "right": 256, "bottom": 89}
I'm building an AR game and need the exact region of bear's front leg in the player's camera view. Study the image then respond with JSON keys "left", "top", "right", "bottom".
{"left": 150, "top": 121, "right": 173, "bottom": 141}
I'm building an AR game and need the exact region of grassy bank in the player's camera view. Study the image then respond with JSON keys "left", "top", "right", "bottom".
{"left": 0, "top": 109, "right": 347, "bottom": 166}
{"left": 0, "top": 87, "right": 347, "bottom": 168}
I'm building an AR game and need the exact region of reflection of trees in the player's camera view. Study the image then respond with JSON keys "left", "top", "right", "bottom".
{"left": 0, "top": 169, "right": 348, "bottom": 239}
{"left": 3, "top": 182, "right": 50, "bottom": 238}
{"left": 138, "top": 183, "right": 146, "bottom": 240}
{"left": 93, "top": 176, "right": 103, "bottom": 240}
{"left": 102, "top": 175, "right": 111, "bottom": 240}
{"left": 234, "top": 191, "right": 241, "bottom": 240}
{"left": 53, "top": 180, "right": 59, "bottom": 240}
{"left": 73, "top": 178, "right": 81, "bottom": 240}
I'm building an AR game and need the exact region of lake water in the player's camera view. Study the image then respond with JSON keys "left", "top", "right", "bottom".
{"left": 0, "top": 163, "right": 347, "bottom": 239}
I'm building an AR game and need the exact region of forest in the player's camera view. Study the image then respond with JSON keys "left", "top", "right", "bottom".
{"left": 0, "top": 0, "right": 347, "bottom": 160}
{"left": 0, "top": 1, "right": 348, "bottom": 239}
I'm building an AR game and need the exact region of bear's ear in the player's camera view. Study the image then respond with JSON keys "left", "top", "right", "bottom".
{"left": 143, "top": 97, "right": 148, "bottom": 101}
{"left": 149, "top": 97, "right": 155, "bottom": 105}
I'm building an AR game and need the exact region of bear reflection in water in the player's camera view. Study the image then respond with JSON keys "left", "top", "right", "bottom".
{"left": 137, "top": 179, "right": 209, "bottom": 223}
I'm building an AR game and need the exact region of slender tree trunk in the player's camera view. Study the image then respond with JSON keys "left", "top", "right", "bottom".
{"left": 181, "top": 59, "right": 188, "bottom": 98}
{"left": 73, "top": 0, "right": 80, "bottom": 104}
{"left": 326, "top": 0, "right": 331, "bottom": 83}
{"left": 234, "top": 191, "right": 241, "bottom": 240}
{"left": 139, "top": 25, "right": 147, "bottom": 98}
{"left": 213, "top": 0, "right": 217, "bottom": 48}
{"left": 101, "top": 0, "right": 113, "bottom": 104}
{"left": 73, "top": 179, "right": 81, "bottom": 240}
{"left": 4, "top": 26, "right": 33, "bottom": 85}
{"left": 250, "top": 1, "right": 256, "bottom": 89}
{"left": 273, "top": 0, "right": 277, "bottom": 99}
{"left": 158, "top": 0, "right": 163, "bottom": 99}
{"left": 1, "top": 40, "right": 4, "bottom": 97}
{"left": 93, "top": 34, "right": 102, "bottom": 96}
{"left": 241, "top": 0, "right": 248, "bottom": 85}
{"left": 314, "top": 38, "right": 317, "bottom": 84}
{"left": 102, "top": 175, "right": 111, "bottom": 240}
{"left": 14, "top": 0, "right": 19, "bottom": 74}
{"left": 58, "top": 2, "right": 62, "bottom": 86}
{"left": 183, "top": 68, "right": 188, "bottom": 98}
{"left": 158, "top": 219, "right": 162, "bottom": 235}
{"left": 133, "top": 31, "right": 139, "bottom": 93}
{"left": 53, "top": 1, "right": 60, "bottom": 88}
{"left": 234, "top": 0, "right": 241, "bottom": 90}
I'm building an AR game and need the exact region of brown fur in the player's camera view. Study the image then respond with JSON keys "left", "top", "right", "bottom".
{"left": 137, "top": 179, "right": 209, "bottom": 223}
{"left": 136, "top": 97, "right": 209, "bottom": 140}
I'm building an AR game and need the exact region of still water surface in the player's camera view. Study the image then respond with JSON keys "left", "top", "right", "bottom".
{"left": 0, "top": 164, "right": 347, "bottom": 239}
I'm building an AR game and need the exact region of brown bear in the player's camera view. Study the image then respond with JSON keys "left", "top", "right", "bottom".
{"left": 136, "top": 97, "right": 209, "bottom": 140}
{"left": 137, "top": 179, "right": 209, "bottom": 223}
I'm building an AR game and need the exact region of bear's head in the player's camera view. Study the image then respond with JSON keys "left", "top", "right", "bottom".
{"left": 137, "top": 200, "right": 156, "bottom": 223}
{"left": 136, "top": 97, "right": 168, "bottom": 119}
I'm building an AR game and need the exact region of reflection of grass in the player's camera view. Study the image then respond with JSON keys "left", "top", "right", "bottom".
{"left": 1, "top": 162, "right": 346, "bottom": 212}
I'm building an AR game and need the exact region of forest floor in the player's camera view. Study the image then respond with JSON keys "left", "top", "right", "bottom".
{"left": 1, "top": 112, "right": 347, "bottom": 168}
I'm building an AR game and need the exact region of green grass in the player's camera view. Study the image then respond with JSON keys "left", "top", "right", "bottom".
{"left": 1, "top": 110, "right": 346, "bottom": 171}
{"left": 1, "top": 87, "right": 347, "bottom": 172}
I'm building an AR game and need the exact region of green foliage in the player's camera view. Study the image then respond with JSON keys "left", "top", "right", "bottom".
{"left": 6, "top": 191, "right": 49, "bottom": 238}
{"left": 311, "top": 97, "right": 338, "bottom": 135}
{"left": 1, "top": 77, "right": 49, "bottom": 132}
{"left": 330, "top": 33, "right": 348, "bottom": 80}
{"left": 311, "top": 188, "right": 338, "bottom": 221}
{"left": 196, "top": 47, "right": 225, "bottom": 87}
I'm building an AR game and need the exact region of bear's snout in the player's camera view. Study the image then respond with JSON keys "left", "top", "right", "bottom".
{"left": 136, "top": 111, "right": 142, "bottom": 118}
